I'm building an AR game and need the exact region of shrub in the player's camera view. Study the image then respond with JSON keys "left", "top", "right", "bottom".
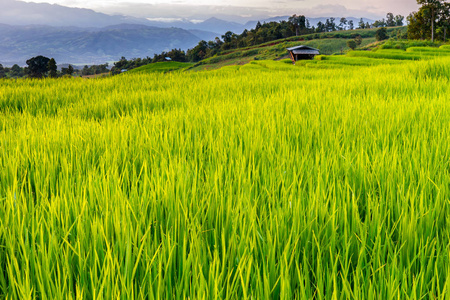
{"left": 347, "top": 40, "right": 357, "bottom": 50}
{"left": 375, "top": 27, "right": 388, "bottom": 41}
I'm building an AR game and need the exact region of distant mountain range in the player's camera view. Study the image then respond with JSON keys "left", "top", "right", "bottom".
{"left": 1, "top": 0, "right": 375, "bottom": 66}
{"left": 3, "top": 0, "right": 149, "bottom": 28}
{"left": 3, "top": 0, "right": 375, "bottom": 34}
{"left": 0, "top": 24, "right": 204, "bottom": 66}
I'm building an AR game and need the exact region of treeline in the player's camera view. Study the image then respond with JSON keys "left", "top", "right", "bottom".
{"left": 0, "top": 64, "right": 27, "bottom": 78}
{"left": 0, "top": 56, "right": 111, "bottom": 79}
{"left": 186, "top": 14, "right": 405, "bottom": 61}
{"left": 0, "top": 56, "right": 61, "bottom": 79}
{"left": 362, "top": 13, "right": 405, "bottom": 29}
{"left": 110, "top": 49, "right": 187, "bottom": 74}
{"left": 81, "top": 64, "right": 109, "bottom": 76}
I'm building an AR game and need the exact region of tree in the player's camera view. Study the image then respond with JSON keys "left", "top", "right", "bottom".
{"left": 355, "top": 35, "right": 363, "bottom": 46}
{"left": 324, "top": 18, "right": 337, "bottom": 32}
{"left": 67, "top": 65, "right": 74, "bottom": 76}
{"left": 48, "top": 58, "right": 57, "bottom": 78}
{"left": 82, "top": 65, "right": 90, "bottom": 76}
{"left": 0, "top": 64, "right": 5, "bottom": 78}
{"left": 347, "top": 40, "right": 357, "bottom": 50}
{"left": 375, "top": 27, "right": 388, "bottom": 41}
{"left": 187, "top": 40, "right": 208, "bottom": 62}
{"left": 26, "top": 56, "right": 50, "bottom": 78}
{"left": 395, "top": 15, "right": 405, "bottom": 26}
{"left": 416, "top": 0, "right": 445, "bottom": 41}
{"left": 316, "top": 21, "right": 325, "bottom": 32}
{"left": 358, "top": 18, "right": 366, "bottom": 29}
{"left": 339, "top": 17, "right": 348, "bottom": 30}
{"left": 408, "top": 11, "right": 428, "bottom": 39}
{"left": 222, "top": 31, "right": 234, "bottom": 43}
{"left": 348, "top": 20, "right": 354, "bottom": 30}
{"left": 164, "top": 49, "right": 187, "bottom": 62}
{"left": 396, "top": 29, "right": 402, "bottom": 39}
{"left": 386, "top": 13, "right": 396, "bottom": 26}
{"left": 438, "top": 2, "right": 450, "bottom": 41}
{"left": 373, "top": 19, "right": 386, "bottom": 28}
{"left": 408, "top": 1, "right": 449, "bottom": 41}
{"left": 288, "top": 14, "right": 307, "bottom": 36}
{"left": 10, "top": 64, "right": 23, "bottom": 77}
{"left": 329, "top": 18, "right": 337, "bottom": 31}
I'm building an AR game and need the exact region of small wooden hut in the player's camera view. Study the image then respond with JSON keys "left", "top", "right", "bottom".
{"left": 287, "top": 45, "right": 320, "bottom": 63}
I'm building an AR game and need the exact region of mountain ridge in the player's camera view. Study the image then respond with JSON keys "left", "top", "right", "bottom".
{"left": 0, "top": 23, "right": 203, "bottom": 66}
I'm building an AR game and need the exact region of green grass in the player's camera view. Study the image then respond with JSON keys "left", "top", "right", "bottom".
{"left": 406, "top": 46, "right": 450, "bottom": 53}
{"left": 188, "top": 26, "right": 395, "bottom": 71}
{"left": 380, "top": 40, "right": 442, "bottom": 50}
{"left": 306, "top": 55, "right": 405, "bottom": 67}
{"left": 347, "top": 47, "right": 450, "bottom": 60}
{"left": 1, "top": 48, "right": 450, "bottom": 299}
{"left": 126, "top": 61, "right": 193, "bottom": 74}
{"left": 191, "top": 37, "right": 376, "bottom": 71}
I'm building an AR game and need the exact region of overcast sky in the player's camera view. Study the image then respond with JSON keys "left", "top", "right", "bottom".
{"left": 20, "top": 0, "right": 419, "bottom": 22}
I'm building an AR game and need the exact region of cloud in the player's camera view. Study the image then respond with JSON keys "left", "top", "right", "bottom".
{"left": 146, "top": 17, "right": 184, "bottom": 22}
{"left": 20, "top": 0, "right": 419, "bottom": 23}
{"left": 294, "top": 4, "right": 382, "bottom": 18}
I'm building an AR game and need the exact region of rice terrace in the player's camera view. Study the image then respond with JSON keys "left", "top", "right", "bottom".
{"left": 1, "top": 0, "right": 450, "bottom": 299}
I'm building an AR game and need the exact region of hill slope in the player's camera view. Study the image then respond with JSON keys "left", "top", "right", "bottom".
{"left": 189, "top": 27, "right": 406, "bottom": 71}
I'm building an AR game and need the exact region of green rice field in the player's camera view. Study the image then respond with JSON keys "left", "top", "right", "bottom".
{"left": 1, "top": 45, "right": 450, "bottom": 298}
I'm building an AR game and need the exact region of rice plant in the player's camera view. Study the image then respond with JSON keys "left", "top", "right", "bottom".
{"left": 1, "top": 54, "right": 450, "bottom": 299}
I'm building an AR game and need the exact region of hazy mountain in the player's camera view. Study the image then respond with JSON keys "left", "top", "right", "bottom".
{"left": 194, "top": 18, "right": 244, "bottom": 34}
{"left": 1, "top": 0, "right": 153, "bottom": 28}
{"left": 188, "top": 30, "right": 221, "bottom": 42}
{"left": 0, "top": 23, "right": 202, "bottom": 66}
{"left": 137, "top": 17, "right": 242, "bottom": 36}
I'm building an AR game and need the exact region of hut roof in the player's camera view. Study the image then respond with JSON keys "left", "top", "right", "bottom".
{"left": 286, "top": 45, "right": 320, "bottom": 55}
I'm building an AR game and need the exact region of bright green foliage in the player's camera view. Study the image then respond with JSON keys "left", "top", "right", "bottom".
{"left": 126, "top": 61, "right": 193, "bottom": 74}
{"left": 348, "top": 46, "right": 450, "bottom": 60}
{"left": 380, "top": 39, "right": 441, "bottom": 50}
{"left": 1, "top": 51, "right": 450, "bottom": 299}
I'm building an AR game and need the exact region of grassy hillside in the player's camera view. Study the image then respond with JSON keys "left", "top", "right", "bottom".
{"left": 126, "top": 61, "right": 193, "bottom": 74}
{"left": 1, "top": 44, "right": 450, "bottom": 298}
{"left": 189, "top": 26, "right": 406, "bottom": 71}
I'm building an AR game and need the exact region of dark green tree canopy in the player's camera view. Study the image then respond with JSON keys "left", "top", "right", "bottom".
{"left": 347, "top": 40, "right": 357, "bottom": 50}
{"left": 288, "top": 14, "right": 307, "bottom": 36}
{"left": 67, "top": 65, "right": 74, "bottom": 75}
{"left": 375, "top": 27, "right": 388, "bottom": 41}
{"left": 26, "top": 55, "right": 50, "bottom": 78}
{"left": 0, "top": 64, "right": 5, "bottom": 78}
{"left": 409, "top": 0, "right": 450, "bottom": 41}
{"left": 48, "top": 58, "right": 57, "bottom": 78}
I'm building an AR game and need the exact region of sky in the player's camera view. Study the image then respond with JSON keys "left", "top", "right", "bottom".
{"left": 19, "top": 0, "right": 420, "bottom": 23}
